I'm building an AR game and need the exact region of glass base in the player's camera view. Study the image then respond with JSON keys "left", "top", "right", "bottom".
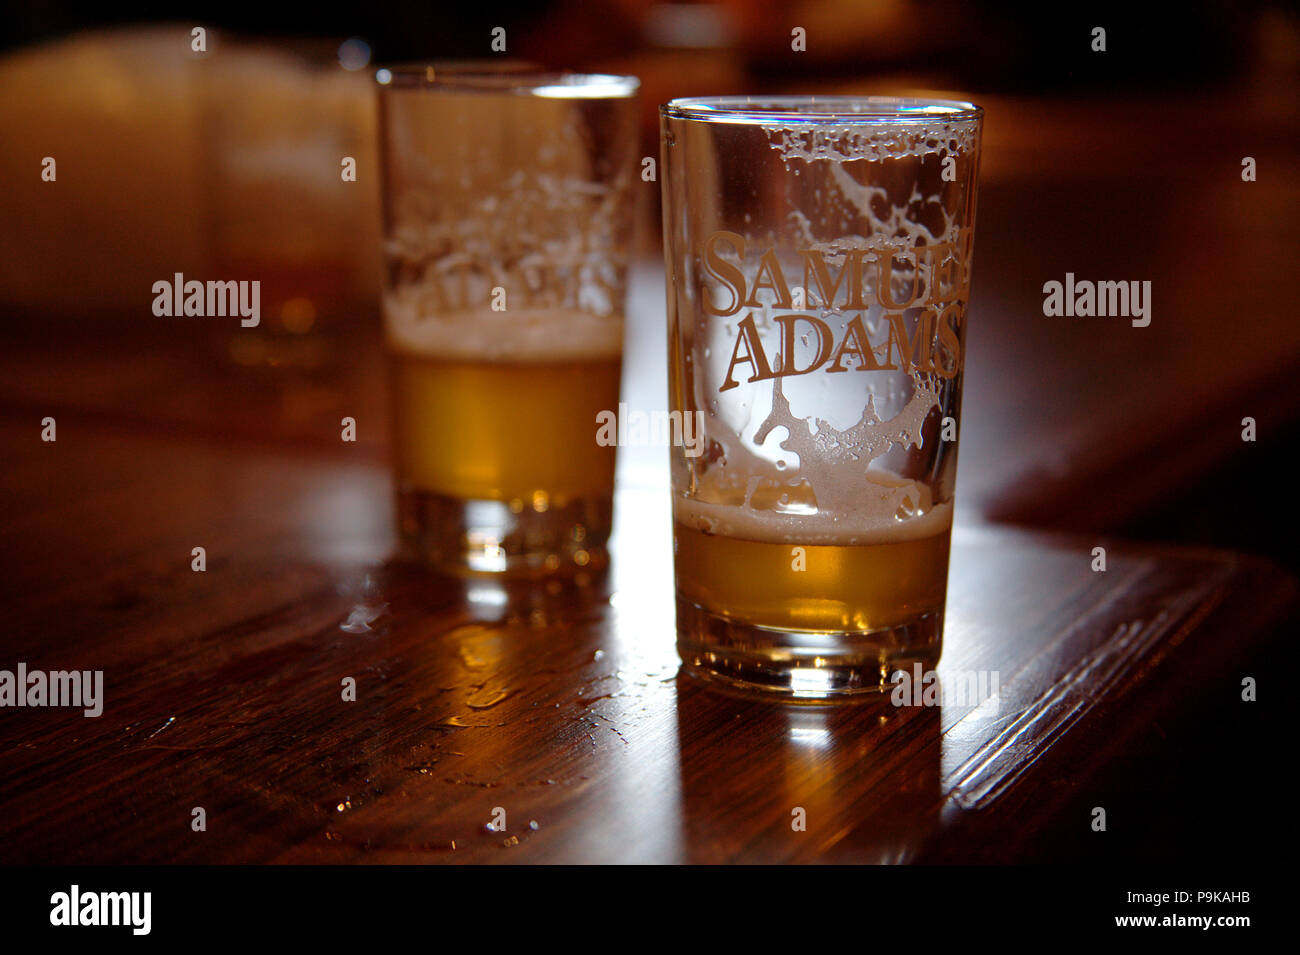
{"left": 676, "top": 596, "right": 943, "bottom": 701}
{"left": 398, "top": 487, "right": 611, "bottom": 577}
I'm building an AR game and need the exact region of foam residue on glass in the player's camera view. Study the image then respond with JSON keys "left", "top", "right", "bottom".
{"left": 675, "top": 104, "right": 980, "bottom": 545}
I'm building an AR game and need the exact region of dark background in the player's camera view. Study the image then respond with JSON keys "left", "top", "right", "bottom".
{"left": 0, "top": 1, "right": 1264, "bottom": 91}
{"left": 0, "top": 0, "right": 1295, "bottom": 867}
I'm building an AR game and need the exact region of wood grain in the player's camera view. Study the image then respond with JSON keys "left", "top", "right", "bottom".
{"left": 0, "top": 418, "right": 1289, "bottom": 863}
{"left": 1, "top": 86, "right": 1295, "bottom": 864}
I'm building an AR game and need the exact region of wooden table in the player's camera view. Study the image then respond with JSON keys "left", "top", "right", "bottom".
{"left": 0, "top": 407, "right": 1290, "bottom": 863}
{"left": 1, "top": 85, "right": 1295, "bottom": 865}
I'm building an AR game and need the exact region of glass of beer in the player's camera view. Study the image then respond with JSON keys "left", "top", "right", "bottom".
{"left": 660, "top": 96, "right": 983, "bottom": 697}
{"left": 377, "top": 67, "right": 639, "bottom": 575}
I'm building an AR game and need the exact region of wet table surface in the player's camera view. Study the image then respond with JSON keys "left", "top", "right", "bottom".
{"left": 1, "top": 86, "right": 1296, "bottom": 863}
{"left": 0, "top": 410, "right": 1291, "bottom": 863}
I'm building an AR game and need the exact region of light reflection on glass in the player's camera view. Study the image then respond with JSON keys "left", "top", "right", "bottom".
{"left": 789, "top": 667, "right": 833, "bottom": 699}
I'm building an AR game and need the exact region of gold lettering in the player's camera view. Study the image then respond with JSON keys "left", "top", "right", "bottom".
{"left": 774, "top": 314, "right": 833, "bottom": 376}
{"left": 701, "top": 231, "right": 747, "bottom": 317}
{"left": 877, "top": 249, "right": 922, "bottom": 309}
{"left": 882, "top": 311, "right": 934, "bottom": 371}
{"left": 800, "top": 248, "right": 865, "bottom": 309}
{"left": 720, "top": 313, "right": 775, "bottom": 391}
{"left": 934, "top": 303, "right": 963, "bottom": 379}
{"left": 743, "top": 248, "right": 793, "bottom": 309}
{"left": 826, "top": 315, "right": 883, "bottom": 373}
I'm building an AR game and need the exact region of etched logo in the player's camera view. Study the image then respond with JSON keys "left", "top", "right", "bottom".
{"left": 699, "top": 230, "right": 972, "bottom": 392}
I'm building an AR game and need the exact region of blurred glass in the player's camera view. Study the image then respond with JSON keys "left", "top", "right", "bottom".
{"left": 377, "top": 67, "right": 639, "bottom": 576}
{"left": 201, "top": 40, "right": 378, "bottom": 369}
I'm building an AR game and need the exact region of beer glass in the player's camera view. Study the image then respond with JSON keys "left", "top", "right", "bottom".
{"left": 660, "top": 96, "right": 983, "bottom": 697}
{"left": 377, "top": 68, "right": 639, "bottom": 575}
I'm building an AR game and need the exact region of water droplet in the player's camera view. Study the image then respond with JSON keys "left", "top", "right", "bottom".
{"left": 466, "top": 688, "right": 510, "bottom": 710}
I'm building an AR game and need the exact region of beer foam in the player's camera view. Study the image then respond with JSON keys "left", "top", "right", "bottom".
{"left": 384, "top": 294, "right": 623, "bottom": 363}
{"left": 762, "top": 118, "right": 978, "bottom": 167}
{"left": 754, "top": 107, "right": 981, "bottom": 266}
{"left": 685, "top": 366, "right": 952, "bottom": 543}
{"left": 675, "top": 493, "right": 952, "bottom": 547}
{"left": 685, "top": 111, "right": 974, "bottom": 537}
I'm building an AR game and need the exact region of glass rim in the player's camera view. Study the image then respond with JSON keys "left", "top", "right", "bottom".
{"left": 375, "top": 64, "right": 640, "bottom": 99}
{"left": 661, "top": 95, "right": 982, "bottom": 125}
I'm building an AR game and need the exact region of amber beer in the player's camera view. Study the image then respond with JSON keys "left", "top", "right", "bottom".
{"left": 673, "top": 513, "right": 952, "bottom": 635}
{"left": 390, "top": 340, "right": 621, "bottom": 503}
{"left": 661, "top": 96, "right": 983, "bottom": 697}
{"left": 377, "top": 68, "right": 638, "bottom": 574}
{"left": 386, "top": 307, "right": 622, "bottom": 571}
